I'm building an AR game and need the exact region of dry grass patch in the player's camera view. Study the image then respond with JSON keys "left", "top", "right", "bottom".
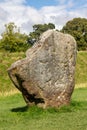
{"left": 75, "top": 83, "right": 87, "bottom": 88}
{"left": 0, "top": 89, "right": 20, "bottom": 97}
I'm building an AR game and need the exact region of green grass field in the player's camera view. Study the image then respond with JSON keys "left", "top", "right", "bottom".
{"left": 0, "top": 51, "right": 87, "bottom": 130}
{"left": 0, "top": 88, "right": 87, "bottom": 130}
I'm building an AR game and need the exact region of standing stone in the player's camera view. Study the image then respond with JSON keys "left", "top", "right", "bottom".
{"left": 8, "top": 30, "right": 77, "bottom": 108}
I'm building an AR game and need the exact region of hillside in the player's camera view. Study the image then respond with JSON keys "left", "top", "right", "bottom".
{"left": 0, "top": 51, "right": 87, "bottom": 95}
{"left": 75, "top": 51, "right": 87, "bottom": 87}
{"left": 0, "top": 51, "right": 25, "bottom": 95}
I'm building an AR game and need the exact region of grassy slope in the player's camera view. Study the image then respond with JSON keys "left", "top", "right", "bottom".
{"left": 75, "top": 51, "right": 87, "bottom": 85}
{"left": 0, "top": 51, "right": 25, "bottom": 93}
{"left": 0, "top": 88, "right": 87, "bottom": 130}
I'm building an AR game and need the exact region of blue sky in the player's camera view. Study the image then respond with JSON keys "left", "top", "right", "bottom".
{"left": 0, "top": 0, "right": 87, "bottom": 34}
{"left": 26, "top": 0, "right": 58, "bottom": 9}
{"left": 26, "top": 0, "right": 87, "bottom": 10}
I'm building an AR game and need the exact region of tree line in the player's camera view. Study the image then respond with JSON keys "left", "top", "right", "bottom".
{"left": 0, "top": 17, "right": 87, "bottom": 52}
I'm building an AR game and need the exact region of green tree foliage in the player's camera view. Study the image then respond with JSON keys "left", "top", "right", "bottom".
{"left": 28, "top": 23, "right": 55, "bottom": 45}
{"left": 61, "top": 18, "right": 87, "bottom": 51}
{"left": 0, "top": 22, "right": 30, "bottom": 52}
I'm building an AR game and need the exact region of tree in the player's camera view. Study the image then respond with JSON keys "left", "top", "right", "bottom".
{"left": 28, "top": 23, "right": 55, "bottom": 45}
{"left": 0, "top": 22, "right": 30, "bottom": 52}
{"left": 61, "top": 18, "right": 87, "bottom": 51}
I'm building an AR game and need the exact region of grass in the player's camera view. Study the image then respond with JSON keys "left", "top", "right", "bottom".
{"left": 75, "top": 51, "right": 87, "bottom": 85}
{"left": 0, "top": 88, "right": 87, "bottom": 130}
{"left": 0, "top": 51, "right": 25, "bottom": 93}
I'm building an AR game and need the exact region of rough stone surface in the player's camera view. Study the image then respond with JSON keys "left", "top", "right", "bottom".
{"left": 8, "top": 30, "right": 77, "bottom": 108}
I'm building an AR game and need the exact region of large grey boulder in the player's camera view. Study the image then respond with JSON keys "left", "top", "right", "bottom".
{"left": 8, "top": 30, "right": 77, "bottom": 108}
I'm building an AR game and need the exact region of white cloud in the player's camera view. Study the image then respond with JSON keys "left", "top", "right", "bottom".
{"left": 0, "top": 0, "right": 87, "bottom": 35}
{"left": 0, "top": 0, "right": 45, "bottom": 34}
{"left": 55, "top": 0, "right": 74, "bottom": 7}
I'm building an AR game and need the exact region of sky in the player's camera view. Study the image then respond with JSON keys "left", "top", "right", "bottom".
{"left": 0, "top": 0, "right": 87, "bottom": 35}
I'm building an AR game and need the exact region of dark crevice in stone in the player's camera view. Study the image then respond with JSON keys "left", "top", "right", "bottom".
{"left": 15, "top": 74, "right": 45, "bottom": 105}
{"left": 15, "top": 74, "right": 25, "bottom": 91}
{"left": 22, "top": 88, "right": 45, "bottom": 105}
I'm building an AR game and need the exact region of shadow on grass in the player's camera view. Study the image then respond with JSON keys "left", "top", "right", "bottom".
{"left": 45, "top": 100, "right": 87, "bottom": 113}
{"left": 11, "top": 105, "right": 29, "bottom": 112}
{"left": 57, "top": 100, "right": 87, "bottom": 113}
{"left": 10, "top": 100, "right": 87, "bottom": 113}
{"left": 71, "top": 100, "right": 87, "bottom": 110}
